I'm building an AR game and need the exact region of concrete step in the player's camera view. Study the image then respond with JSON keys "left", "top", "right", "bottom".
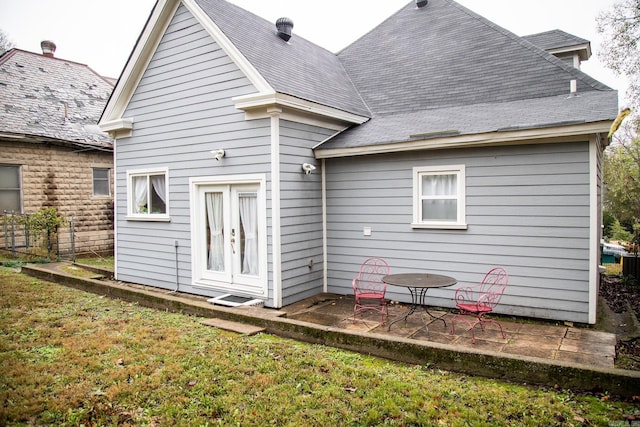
{"left": 201, "top": 317, "right": 265, "bottom": 335}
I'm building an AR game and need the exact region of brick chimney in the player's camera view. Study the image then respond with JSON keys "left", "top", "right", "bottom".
{"left": 41, "top": 40, "right": 56, "bottom": 57}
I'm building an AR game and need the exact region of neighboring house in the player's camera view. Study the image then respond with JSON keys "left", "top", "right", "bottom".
{"left": 0, "top": 41, "right": 115, "bottom": 256}
{"left": 99, "top": 0, "right": 617, "bottom": 324}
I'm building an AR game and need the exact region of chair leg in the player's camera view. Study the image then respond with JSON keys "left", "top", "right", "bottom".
{"left": 479, "top": 317, "right": 506, "bottom": 339}
{"left": 353, "top": 301, "right": 387, "bottom": 326}
{"left": 378, "top": 301, "right": 388, "bottom": 325}
{"left": 450, "top": 312, "right": 474, "bottom": 335}
{"left": 450, "top": 313, "right": 482, "bottom": 344}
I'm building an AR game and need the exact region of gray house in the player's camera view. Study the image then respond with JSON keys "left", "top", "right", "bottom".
{"left": 100, "top": 0, "right": 617, "bottom": 324}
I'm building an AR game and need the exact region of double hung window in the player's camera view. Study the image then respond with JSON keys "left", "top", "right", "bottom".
{"left": 0, "top": 165, "right": 21, "bottom": 213}
{"left": 92, "top": 168, "right": 110, "bottom": 197}
{"left": 413, "top": 165, "right": 466, "bottom": 229}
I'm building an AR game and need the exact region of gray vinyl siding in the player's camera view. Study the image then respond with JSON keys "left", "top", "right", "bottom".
{"left": 279, "top": 120, "right": 334, "bottom": 306}
{"left": 595, "top": 138, "right": 604, "bottom": 294}
{"left": 325, "top": 141, "right": 593, "bottom": 323}
{"left": 114, "top": 6, "right": 274, "bottom": 302}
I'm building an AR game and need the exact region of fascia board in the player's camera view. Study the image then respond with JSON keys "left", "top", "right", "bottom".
{"left": 314, "top": 121, "right": 613, "bottom": 159}
{"left": 101, "top": 0, "right": 179, "bottom": 124}
{"left": 548, "top": 43, "right": 592, "bottom": 61}
{"left": 233, "top": 92, "right": 369, "bottom": 126}
{"left": 181, "top": 0, "right": 273, "bottom": 94}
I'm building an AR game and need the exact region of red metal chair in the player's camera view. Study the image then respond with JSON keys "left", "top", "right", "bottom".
{"left": 352, "top": 257, "right": 390, "bottom": 325}
{"left": 450, "top": 267, "right": 508, "bottom": 344}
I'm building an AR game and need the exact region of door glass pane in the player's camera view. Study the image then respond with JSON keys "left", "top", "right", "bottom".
{"left": 238, "top": 192, "right": 258, "bottom": 276}
{"left": 422, "top": 199, "right": 457, "bottom": 221}
{"left": 205, "top": 192, "right": 224, "bottom": 272}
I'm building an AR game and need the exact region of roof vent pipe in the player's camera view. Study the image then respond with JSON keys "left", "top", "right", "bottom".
{"left": 570, "top": 79, "right": 577, "bottom": 94}
{"left": 276, "top": 17, "right": 294, "bottom": 41}
{"left": 416, "top": 0, "right": 428, "bottom": 7}
{"left": 41, "top": 40, "right": 56, "bottom": 57}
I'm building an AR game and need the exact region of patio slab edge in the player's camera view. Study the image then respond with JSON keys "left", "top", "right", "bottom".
{"left": 22, "top": 264, "right": 640, "bottom": 398}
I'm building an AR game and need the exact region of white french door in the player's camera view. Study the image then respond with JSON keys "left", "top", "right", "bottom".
{"left": 191, "top": 178, "right": 266, "bottom": 296}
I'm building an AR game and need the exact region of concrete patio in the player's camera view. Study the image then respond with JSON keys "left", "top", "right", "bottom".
{"left": 21, "top": 262, "right": 640, "bottom": 398}
{"left": 284, "top": 294, "right": 618, "bottom": 369}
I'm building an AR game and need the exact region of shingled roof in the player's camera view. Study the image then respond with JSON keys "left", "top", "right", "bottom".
{"left": 0, "top": 48, "right": 114, "bottom": 150}
{"left": 522, "top": 29, "right": 590, "bottom": 54}
{"left": 317, "top": 0, "right": 617, "bottom": 152}
{"left": 194, "top": 0, "right": 371, "bottom": 117}
{"left": 104, "top": 0, "right": 617, "bottom": 154}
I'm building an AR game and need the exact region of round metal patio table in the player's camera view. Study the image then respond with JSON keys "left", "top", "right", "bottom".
{"left": 382, "top": 273, "right": 457, "bottom": 331}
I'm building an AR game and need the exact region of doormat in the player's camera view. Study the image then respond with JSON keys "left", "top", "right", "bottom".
{"left": 207, "top": 294, "right": 265, "bottom": 308}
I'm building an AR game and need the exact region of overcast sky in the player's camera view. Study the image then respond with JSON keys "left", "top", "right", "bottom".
{"left": 0, "top": 0, "right": 629, "bottom": 105}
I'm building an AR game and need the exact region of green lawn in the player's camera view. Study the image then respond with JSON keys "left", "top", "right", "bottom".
{"left": 76, "top": 256, "right": 114, "bottom": 270}
{"left": 1, "top": 268, "right": 638, "bottom": 426}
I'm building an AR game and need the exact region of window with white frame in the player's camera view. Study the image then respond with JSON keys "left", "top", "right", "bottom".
{"left": 0, "top": 164, "right": 22, "bottom": 213}
{"left": 92, "top": 168, "right": 110, "bottom": 197}
{"left": 127, "top": 169, "right": 169, "bottom": 220}
{"left": 413, "top": 165, "right": 466, "bottom": 229}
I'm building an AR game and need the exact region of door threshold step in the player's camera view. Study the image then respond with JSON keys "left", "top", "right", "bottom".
{"left": 201, "top": 318, "right": 265, "bottom": 335}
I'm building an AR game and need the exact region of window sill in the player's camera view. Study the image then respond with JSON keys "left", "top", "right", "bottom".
{"left": 411, "top": 223, "right": 468, "bottom": 230}
{"left": 126, "top": 215, "right": 171, "bottom": 222}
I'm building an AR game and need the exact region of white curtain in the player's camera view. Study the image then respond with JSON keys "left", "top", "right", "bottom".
{"left": 423, "top": 174, "right": 456, "bottom": 196}
{"left": 239, "top": 193, "right": 258, "bottom": 275}
{"left": 206, "top": 192, "right": 224, "bottom": 271}
{"left": 151, "top": 175, "right": 166, "bottom": 205}
{"left": 133, "top": 176, "right": 148, "bottom": 213}
{"left": 422, "top": 174, "right": 457, "bottom": 221}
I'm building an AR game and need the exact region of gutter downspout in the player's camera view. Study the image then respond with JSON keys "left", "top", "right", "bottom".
{"left": 322, "top": 158, "right": 328, "bottom": 293}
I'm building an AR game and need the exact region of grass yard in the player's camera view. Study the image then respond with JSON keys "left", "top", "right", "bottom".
{"left": 1, "top": 268, "right": 638, "bottom": 426}
{"left": 76, "top": 256, "right": 114, "bottom": 271}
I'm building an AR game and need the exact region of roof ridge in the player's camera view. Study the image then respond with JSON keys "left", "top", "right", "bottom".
{"left": 447, "top": 0, "right": 610, "bottom": 92}
{"left": 1, "top": 48, "right": 117, "bottom": 85}
{"left": 524, "top": 28, "right": 590, "bottom": 44}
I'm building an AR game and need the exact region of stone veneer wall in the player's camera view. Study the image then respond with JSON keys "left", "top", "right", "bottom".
{"left": 1, "top": 140, "right": 114, "bottom": 256}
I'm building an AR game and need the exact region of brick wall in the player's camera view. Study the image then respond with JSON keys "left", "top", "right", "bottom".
{"left": 1, "top": 140, "right": 114, "bottom": 256}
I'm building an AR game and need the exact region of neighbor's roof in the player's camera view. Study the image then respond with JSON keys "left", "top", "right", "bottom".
{"left": 194, "top": 0, "right": 371, "bottom": 117}
{"left": 0, "top": 48, "right": 114, "bottom": 149}
{"left": 316, "top": 0, "right": 616, "bottom": 152}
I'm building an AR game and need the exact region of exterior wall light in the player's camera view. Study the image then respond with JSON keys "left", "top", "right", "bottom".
{"left": 302, "top": 163, "right": 316, "bottom": 174}
{"left": 211, "top": 149, "right": 225, "bottom": 161}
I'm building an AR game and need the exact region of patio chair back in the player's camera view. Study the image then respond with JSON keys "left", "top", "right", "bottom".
{"left": 451, "top": 267, "right": 508, "bottom": 343}
{"left": 468, "top": 267, "right": 508, "bottom": 310}
{"left": 352, "top": 257, "right": 390, "bottom": 324}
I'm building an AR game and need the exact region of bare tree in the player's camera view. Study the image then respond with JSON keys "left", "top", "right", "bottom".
{"left": 0, "top": 28, "right": 15, "bottom": 55}
{"left": 597, "top": 0, "right": 640, "bottom": 133}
